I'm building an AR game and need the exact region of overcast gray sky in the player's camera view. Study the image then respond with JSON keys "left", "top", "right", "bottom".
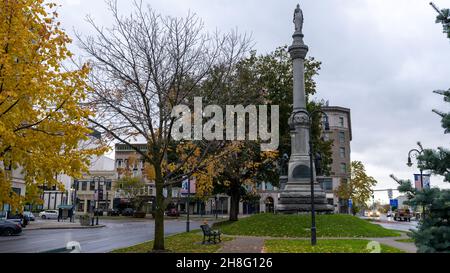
{"left": 56, "top": 0, "right": 450, "bottom": 202}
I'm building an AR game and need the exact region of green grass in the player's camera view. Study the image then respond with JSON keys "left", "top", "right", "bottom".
{"left": 111, "top": 231, "right": 232, "bottom": 253}
{"left": 264, "top": 239, "right": 405, "bottom": 253}
{"left": 395, "top": 238, "right": 415, "bottom": 243}
{"left": 213, "top": 214, "right": 401, "bottom": 238}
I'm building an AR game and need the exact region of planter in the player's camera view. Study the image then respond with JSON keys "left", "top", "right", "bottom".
{"left": 79, "top": 215, "right": 91, "bottom": 226}
{"left": 133, "top": 212, "right": 146, "bottom": 218}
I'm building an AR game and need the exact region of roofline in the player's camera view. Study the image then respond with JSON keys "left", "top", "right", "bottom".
{"left": 322, "top": 106, "right": 353, "bottom": 141}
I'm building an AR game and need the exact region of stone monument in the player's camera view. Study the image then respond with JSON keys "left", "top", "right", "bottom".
{"left": 277, "top": 4, "right": 334, "bottom": 213}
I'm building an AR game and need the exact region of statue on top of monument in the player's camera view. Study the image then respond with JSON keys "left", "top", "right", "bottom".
{"left": 293, "top": 4, "right": 304, "bottom": 33}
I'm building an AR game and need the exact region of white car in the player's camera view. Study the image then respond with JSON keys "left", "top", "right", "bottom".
{"left": 39, "top": 210, "right": 59, "bottom": 220}
{"left": 367, "top": 210, "right": 380, "bottom": 218}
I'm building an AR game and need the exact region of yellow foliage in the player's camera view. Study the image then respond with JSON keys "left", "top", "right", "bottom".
{"left": 0, "top": 0, "right": 104, "bottom": 210}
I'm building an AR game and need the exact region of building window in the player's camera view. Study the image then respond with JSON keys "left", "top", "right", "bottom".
{"left": 340, "top": 163, "right": 347, "bottom": 174}
{"left": 327, "top": 198, "right": 334, "bottom": 206}
{"left": 106, "top": 181, "right": 112, "bottom": 191}
{"left": 82, "top": 182, "right": 87, "bottom": 191}
{"left": 339, "top": 132, "right": 345, "bottom": 144}
{"left": 90, "top": 181, "right": 95, "bottom": 191}
{"left": 318, "top": 178, "right": 333, "bottom": 191}
{"left": 12, "top": 187, "right": 21, "bottom": 195}
{"left": 116, "top": 160, "right": 122, "bottom": 168}
{"left": 339, "top": 117, "right": 344, "bottom": 127}
{"left": 339, "top": 147, "right": 346, "bottom": 159}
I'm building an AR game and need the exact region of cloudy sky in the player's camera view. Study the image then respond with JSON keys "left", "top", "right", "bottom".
{"left": 56, "top": 0, "right": 450, "bottom": 202}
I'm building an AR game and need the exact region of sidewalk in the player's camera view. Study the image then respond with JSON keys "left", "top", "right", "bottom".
{"left": 24, "top": 220, "right": 105, "bottom": 230}
{"left": 219, "top": 233, "right": 417, "bottom": 253}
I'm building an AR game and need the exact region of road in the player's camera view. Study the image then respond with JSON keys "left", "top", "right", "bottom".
{"left": 0, "top": 219, "right": 204, "bottom": 253}
{"left": 362, "top": 215, "right": 418, "bottom": 232}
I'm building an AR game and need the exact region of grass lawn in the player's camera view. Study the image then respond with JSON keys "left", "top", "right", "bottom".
{"left": 264, "top": 239, "right": 405, "bottom": 253}
{"left": 111, "top": 231, "right": 232, "bottom": 253}
{"left": 213, "top": 214, "right": 401, "bottom": 238}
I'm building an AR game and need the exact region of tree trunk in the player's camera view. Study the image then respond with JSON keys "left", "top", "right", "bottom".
{"left": 152, "top": 170, "right": 165, "bottom": 251}
{"left": 229, "top": 182, "right": 240, "bottom": 222}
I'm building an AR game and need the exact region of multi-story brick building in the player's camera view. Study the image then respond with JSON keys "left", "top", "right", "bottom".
{"left": 317, "top": 105, "right": 352, "bottom": 213}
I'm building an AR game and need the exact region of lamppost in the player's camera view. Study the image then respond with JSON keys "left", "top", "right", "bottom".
{"left": 407, "top": 144, "right": 424, "bottom": 189}
{"left": 290, "top": 109, "right": 330, "bottom": 246}
{"left": 215, "top": 195, "right": 218, "bottom": 220}
{"left": 184, "top": 177, "right": 191, "bottom": 232}
{"left": 92, "top": 176, "right": 106, "bottom": 226}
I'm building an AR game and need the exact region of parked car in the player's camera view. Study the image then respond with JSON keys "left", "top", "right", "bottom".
{"left": 394, "top": 209, "right": 412, "bottom": 222}
{"left": 166, "top": 208, "right": 180, "bottom": 217}
{"left": 39, "top": 210, "right": 59, "bottom": 220}
{"left": 23, "top": 211, "right": 35, "bottom": 221}
{"left": 7, "top": 214, "right": 28, "bottom": 227}
{"left": 0, "top": 220, "right": 22, "bottom": 236}
{"left": 107, "top": 209, "right": 120, "bottom": 216}
{"left": 121, "top": 208, "right": 135, "bottom": 216}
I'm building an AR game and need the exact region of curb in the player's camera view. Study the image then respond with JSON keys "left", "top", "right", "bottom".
{"left": 24, "top": 225, "right": 106, "bottom": 231}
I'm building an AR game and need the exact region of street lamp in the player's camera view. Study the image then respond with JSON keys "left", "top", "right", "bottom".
{"left": 92, "top": 176, "right": 106, "bottom": 226}
{"left": 184, "top": 176, "right": 191, "bottom": 232}
{"left": 407, "top": 144, "right": 424, "bottom": 189}
{"left": 290, "top": 109, "right": 330, "bottom": 246}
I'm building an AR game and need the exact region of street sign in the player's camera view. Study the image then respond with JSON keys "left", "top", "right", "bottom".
{"left": 348, "top": 199, "right": 353, "bottom": 208}
{"left": 390, "top": 199, "right": 398, "bottom": 208}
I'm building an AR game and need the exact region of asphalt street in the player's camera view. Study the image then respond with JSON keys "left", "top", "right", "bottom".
{"left": 0, "top": 219, "right": 204, "bottom": 253}
{"left": 361, "top": 215, "right": 419, "bottom": 232}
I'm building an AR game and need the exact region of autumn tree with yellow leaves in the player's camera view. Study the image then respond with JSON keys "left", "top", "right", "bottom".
{"left": 0, "top": 0, "right": 104, "bottom": 211}
{"left": 79, "top": 1, "right": 250, "bottom": 251}
{"left": 212, "top": 142, "right": 279, "bottom": 221}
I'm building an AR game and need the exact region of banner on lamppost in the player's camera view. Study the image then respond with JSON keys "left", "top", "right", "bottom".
{"left": 414, "top": 174, "right": 431, "bottom": 190}
{"left": 181, "top": 177, "right": 196, "bottom": 195}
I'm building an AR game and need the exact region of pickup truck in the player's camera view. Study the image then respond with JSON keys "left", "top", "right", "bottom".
{"left": 394, "top": 209, "right": 412, "bottom": 222}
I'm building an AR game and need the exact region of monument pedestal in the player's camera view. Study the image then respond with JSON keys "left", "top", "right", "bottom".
{"left": 277, "top": 183, "right": 334, "bottom": 213}
{"left": 276, "top": 4, "right": 333, "bottom": 214}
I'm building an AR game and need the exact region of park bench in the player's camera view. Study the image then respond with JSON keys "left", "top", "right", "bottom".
{"left": 200, "top": 224, "right": 221, "bottom": 244}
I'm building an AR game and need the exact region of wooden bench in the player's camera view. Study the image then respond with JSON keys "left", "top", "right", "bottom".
{"left": 200, "top": 224, "right": 221, "bottom": 244}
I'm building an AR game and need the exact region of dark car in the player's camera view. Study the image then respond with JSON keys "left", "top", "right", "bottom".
{"left": 0, "top": 220, "right": 22, "bottom": 236}
{"left": 23, "top": 212, "right": 35, "bottom": 221}
{"left": 7, "top": 214, "right": 28, "bottom": 227}
{"left": 121, "top": 208, "right": 135, "bottom": 216}
{"left": 107, "top": 209, "right": 120, "bottom": 216}
{"left": 166, "top": 208, "right": 180, "bottom": 217}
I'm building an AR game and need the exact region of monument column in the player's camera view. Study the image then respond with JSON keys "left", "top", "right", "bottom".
{"left": 277, "top": 4, "right": 333, "bottom": 213}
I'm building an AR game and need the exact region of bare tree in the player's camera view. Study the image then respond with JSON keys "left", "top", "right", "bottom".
{"left": 77, "top": 0, "right": 251, "bottom": 251}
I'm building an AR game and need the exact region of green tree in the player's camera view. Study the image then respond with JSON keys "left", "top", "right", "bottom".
{"left": 115, "top": 176, "right": 147, "bottom": 213}
{"left": 238, "top": 47, "right": 333, "bottom": 174}
{"left": 391, "top": 6, "right": 450, "bottom": 253}
{"left": 335, "top": 161, "right": 378, "bottom": 215}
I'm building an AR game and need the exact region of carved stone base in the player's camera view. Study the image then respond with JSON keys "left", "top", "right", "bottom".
{"left": 277, "top": 183, "right": 334, "bottom": 214}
